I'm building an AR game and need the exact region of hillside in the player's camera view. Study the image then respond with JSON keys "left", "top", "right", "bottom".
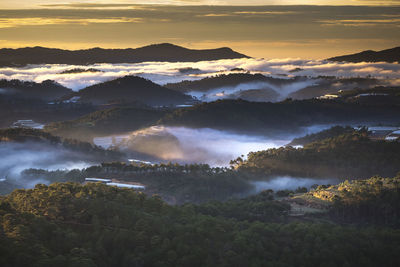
{"left": 0, "top": 79, "right": 72, "bottom": 101}
{"left": 288, "top": 126, "right": 357, "bottom": 146}
{"left": 0, "top": 95, "right": 96, "bottom": 129}
{"left": 291, "top": 175, "right": 400, "bottom": 225}
{"left": 328, "top": 46, "right": 400, "bottom": 63}
{"left": 0, "top": 128, "right": 123, "bottom": 161}
{"left": 0, "top": 43, "right": 249, "bottom": 66}
{"left": 236, "top": 131, "right": 400, "bottom": 178}
{"left": 67, "top": 75, "right": 194, "bottom": 106}
{"left": 158, "top": 99, "right": 400, "bottom": 133}
{"left": 0, "top": 181, "right": 400, "bottom": 266}
{"left": 45, "top": 107, "right": 167, "bottom": 141}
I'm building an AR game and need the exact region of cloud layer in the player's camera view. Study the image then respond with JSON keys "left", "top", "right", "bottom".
{"left": 0, "top": 58, "right": 399, "bottom": 91}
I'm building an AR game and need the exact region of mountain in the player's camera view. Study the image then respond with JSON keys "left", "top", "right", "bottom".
{"left": 0, "top": 79, "right": 72, "bottom": 101}
{"left": 66, "top": 75, "right": 194, "bottom": 106}
{"left": 328, "top": 46, "right": 400, "bottom": 63}
{"left": 0, "top": 43, "right": 249, "bottom": 66}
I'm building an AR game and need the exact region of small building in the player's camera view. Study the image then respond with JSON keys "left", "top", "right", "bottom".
{"left": 11, "top": 120, "right": 44, "bottom": 129}
{"left": 84, "top": 177, "right": 145, "bottom": 190}
{"left": 385, "top": 130, "right": 400, "bottom": 141}
{"left": 316, "top": 94, "right": 338, "bottom": 100}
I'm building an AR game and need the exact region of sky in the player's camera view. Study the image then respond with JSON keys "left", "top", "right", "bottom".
{"left": 1, "top": 1, "right": 400, "bottom": 8}
{"left": 0, "top": 2, "right": 399, "bottom": 58}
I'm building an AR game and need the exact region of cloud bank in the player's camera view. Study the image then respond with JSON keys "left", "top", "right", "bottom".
{"left": 0, "top": 58, "right": 399, "bottom": 91}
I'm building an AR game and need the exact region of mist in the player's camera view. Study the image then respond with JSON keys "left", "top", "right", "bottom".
{"left": 94, "top": 124, "right": 336, "bottom": 166}
{"left": 250, "top": 176, "right": 340, "bottom": 193}
{"left": 0, "top": 142, "right": 99, "bottom": 188}
{"left": 188, "top": 79, "right": 319, "bottom": 102}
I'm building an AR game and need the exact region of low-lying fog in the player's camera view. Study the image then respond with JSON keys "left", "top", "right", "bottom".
{"left": 250, "top": 176, "right": 340, "bottom": 193}
{"left": 1, "top": 58, "right": 400, "bottom": 91}
{"left": 0, "top": 142, "right": 98, "bottom": 187}
{"left": 94, "top": 124, "right": 335, "bottom": 166}
{"left": 187, "top": 79, "right": 319, "bottom": 102}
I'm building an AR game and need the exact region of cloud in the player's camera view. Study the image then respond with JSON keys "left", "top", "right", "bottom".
{"left": 0, "top": 58, "right": 399, "bottom": 91}
{"left": 0, "top": 142, "right": 95, "bottom": 189}
{"left": 320, "top": 18, "right": 400, "bottom": 27}
{"left": 0, "top": 17, "right": 143, "bottom": 28}
{"left": 101, "top": 126, "right": 290, "bottom": 166}
{"left": 250, "top": 176, "right": 339, "bottom": 192}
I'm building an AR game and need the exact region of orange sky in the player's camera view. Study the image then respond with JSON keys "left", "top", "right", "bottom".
{"left": 0, "top": 5, "right": 398, "bottom": 59}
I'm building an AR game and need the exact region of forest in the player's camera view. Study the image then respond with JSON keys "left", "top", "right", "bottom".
{"left": 237, "top": 130, "right": 400, "bottom": 178}
{"left": 1, "top": 175, "right": 400, "bottom": 267}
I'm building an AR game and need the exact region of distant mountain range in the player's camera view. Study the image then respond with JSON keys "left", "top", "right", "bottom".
{"left": 65, "top": 75, "right": 194, "bottom": 106}
{"left": 328, "top": 46, "right": 400, "bottom": 63}
{"left": 0, "top": 43, "right": 249, "bottom": 66}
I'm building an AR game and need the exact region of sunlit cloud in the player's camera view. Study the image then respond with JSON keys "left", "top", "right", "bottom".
{"left": 320, "top": 18, "right": 400, "bottom": 27}
{"left": 0, "top": 17, "right": 143, "bottom": 28}
{"left": 233, "top": 11, "right": 299, "bottom": 15}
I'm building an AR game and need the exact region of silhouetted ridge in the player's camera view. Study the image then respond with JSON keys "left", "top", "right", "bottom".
{"left": 328, "top": 46, "right": 400, "bottom": 63}
{"left": 0, "top": 43, "right": 249, "bottom": 66}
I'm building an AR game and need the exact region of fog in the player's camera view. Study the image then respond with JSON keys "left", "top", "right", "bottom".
{"left": 250, "top": 176, "right": 340, "bottom": 193}
{"left": 0, "top": 142, "right": 98, "bottom": 188}
{"left": 0, "top": 58, "right": 399, "bottom": 91}
{"left": 188, "top": 79, "right": 318, "bottom": 102}
{"left": 94, "top": 124, "right": 335, "bottom": 166}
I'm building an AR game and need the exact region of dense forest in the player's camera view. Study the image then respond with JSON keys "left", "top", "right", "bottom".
{"left": 1, "top": 179, "right": 400, "bottom": 267}
{"left": 288, "top": 126, "right": 358, "bottom": 146}
{"left": 236, "top": 131, "right": 400, "bottom": 178}
{"left": 20, "top": 162, "right": 252, "bottom": 204}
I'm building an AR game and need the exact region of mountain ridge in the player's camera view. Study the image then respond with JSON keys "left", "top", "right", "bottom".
{"left": 328, "top": 46, "right": 400, "bottom": 63}
{"left": 0, "top": 43, "right": 249, "bottom": 66}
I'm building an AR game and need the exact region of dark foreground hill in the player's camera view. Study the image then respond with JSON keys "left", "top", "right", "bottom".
{"left": 0, "top": 43, "right": 249, "bottom": 66}
{"left": 66, "top": 76, "right": 194, "bottom": 106}
{"left": 0, "top": 180, "right": 399, "bottom": 266}
{"left": 328, "top": 46, "right": 400, "bottom": 63}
